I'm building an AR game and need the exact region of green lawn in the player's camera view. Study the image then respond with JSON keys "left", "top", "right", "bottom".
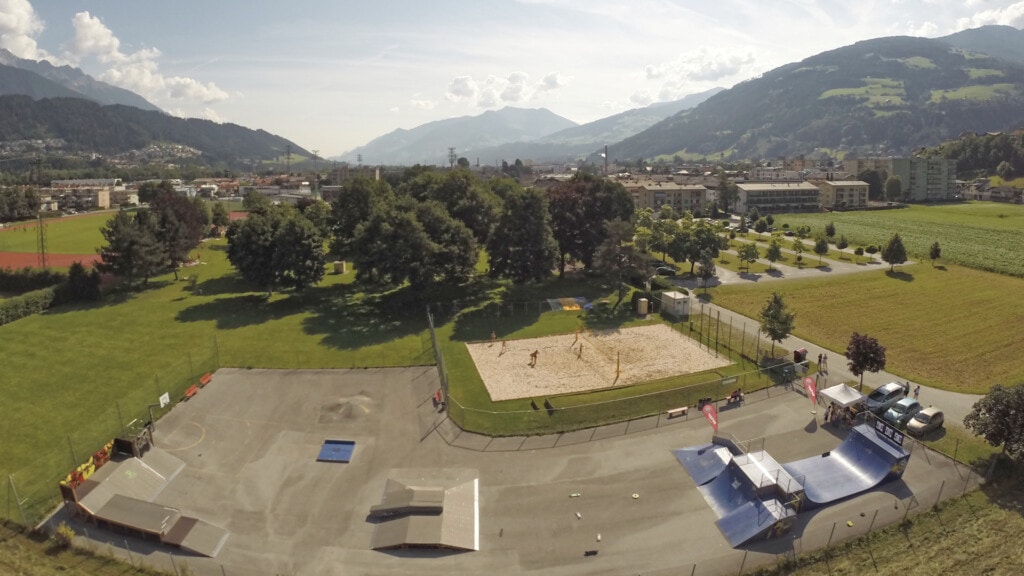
{"left": 0, "top": 213, "right": 109, "bottom": 254}
{"left": 774, "top": 202, "right": 1024, "bottom": 276}
{"left": 708, "top": 263, "right": 1024, "bottom": 394}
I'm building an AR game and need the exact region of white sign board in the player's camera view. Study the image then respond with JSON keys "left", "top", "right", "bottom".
{"left": 159, "top": 392, "right": 170, "bottom": 408}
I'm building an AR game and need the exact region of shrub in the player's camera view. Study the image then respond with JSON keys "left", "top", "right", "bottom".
{"left": 0, "top": 267, "right": 66, "bottom": 294}
{"left": 0, "top": 286, "right": 57, "bottom": 326}
{"left": 865, "top": 245, "right": 879, "bottom": 255}
{"left": 52, "top": 521, "right": 75, "bottom": 549}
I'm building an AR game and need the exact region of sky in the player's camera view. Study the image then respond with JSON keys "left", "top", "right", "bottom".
{"left": 2, "top": 0, "right": 1024, "bottom": 158}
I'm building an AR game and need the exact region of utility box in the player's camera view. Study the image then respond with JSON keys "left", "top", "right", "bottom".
{"left": 637, "top": 298, "right": 649, "bottom": 315}
{"left": 333, "top": 261, "right": 347, "bottom": 274}
{"left": 794, "top": 348, "right": 808, "bottom": 363}
{"left": 661, "top": 291, "right": 690, "bottom": 319}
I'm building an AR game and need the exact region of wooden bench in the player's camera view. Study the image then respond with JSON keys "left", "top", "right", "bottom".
{"left": 666, "top": 406, "right": 688, "bottom": 419}
{"left": 183, "top": 384, "right": 200, "bottom": 401}
{"left": 198, "top": 372, "right": 213, "bottom": 387}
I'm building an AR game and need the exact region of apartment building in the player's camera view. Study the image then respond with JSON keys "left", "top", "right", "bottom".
{"left": 734, "top": 182, "right": 820, "bottom": 214}
{"left": 809, "top": 180, "right": 869, "bottom": 209}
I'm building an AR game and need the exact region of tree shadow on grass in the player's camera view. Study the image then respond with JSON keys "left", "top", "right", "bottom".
{"left": 885, "top": 270, "right": 915, "bottom": 282}
{"left": 175, "top": 293, "right": 312, "bottom": 329}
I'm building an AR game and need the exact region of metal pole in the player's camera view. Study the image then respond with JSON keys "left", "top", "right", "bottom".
{"left": 825, "top": 521, "right": 837, "bottom": 548}
{"left": 715, "top": 310, "right": 721, "bottom": 357}
{"left": 9, "top": 475, "right": 27, "bottom": 524}
{"left": 738, "top": 549, "right": 748, "bottom": 575}
{"left": 740, "top": 323, "right": 746, "bottom": 363}
{"left": 169, "top": 552, "right": 180, "bottom": 576}
{"left": 728, "top": 317, "right": 733, "bottom": 355}
{"left": 115, "top": 401, "right": 126, "bottom": 438}
{"left": 67, "top": 435, "right": 78, "bottom": 467}
{"left": 124, "top": 538, "right": 134, "bottom": 567}
{"left": 867, "top": 508, "right": 879, "bottom": 533}
{"left": 935, "top": 480, "right": 945, "bottom": 508}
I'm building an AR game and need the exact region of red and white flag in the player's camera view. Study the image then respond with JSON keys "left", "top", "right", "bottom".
{"left": 803, "top": 376, "right": 818, "bottom": 407}
{"left": 702, "top": 403, "right": 719, "bottom": 432}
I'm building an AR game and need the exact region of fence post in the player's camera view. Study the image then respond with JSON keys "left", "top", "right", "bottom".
{"left": 115, "top": 400, "right": 126, "bottom": 438}
{"left": 124, "top": 538, "right": 134, "bottom": 567}
{"left": 8, "top": 475, "right": 27, "bottom": 524}
{"left": 825, "top": 521, "right": 837, "bottom": 548}
{"left": 935, "top": 480, "right": 945, "bottom": 508}
{"left": 67, "top": 435, "right": 78, "bottom": 468}
{"left": 169, "top": 552, "right": 180, "bottom": 576}
{"left": 213, "top": 333, "right": 221, "bottom": 368}
{"left": 867, "top": 508, "right": 879, "bottom": 533}
{"left": 715, "top": 311, "right": 720, "bottom": 357}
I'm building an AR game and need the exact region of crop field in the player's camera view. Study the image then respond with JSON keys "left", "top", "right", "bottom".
{"left": 711, "top": 263, "right": 1024, "bottom": 394}
{"left": 966, "top": 67, "right": 1003, "bottom": 79}
{"left": 774, "top": 202, "right": 1024, "bottom": 276}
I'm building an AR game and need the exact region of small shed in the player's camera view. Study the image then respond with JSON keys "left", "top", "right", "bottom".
{"left": 662, "top": 291, "right": 690, "bottom": 318}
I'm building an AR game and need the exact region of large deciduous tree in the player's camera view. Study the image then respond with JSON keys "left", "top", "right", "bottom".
{"left": 595, "top": 218, "right": 648, "bottom": 309}
{"left": 328, "top": 177, "right": 395, "bottom": 258}
{"left": 546, "top": 172, "right": 633, "bottom": 271}
{"left": 964, "top": 384, "right": 1024, "bottom": 461}
{"left": 97, "top": 209, "right": 162, "bottom": 288}
{"left": 884, "top": 175, "right": 903, "bottom": 202}
{"left": 697, "top": 250, "right": 716, "bottom": 294}
{"left": 737, "top": 243, "right": 760, "bottom": 272}
{"left": 846, "top": 332, "right": 886, "bottom": 388}
{"left": 882, "top": 233, "right": 908, "bottom": 271}
{"left": 765, "top": 237, "right": 783, "bottom": 271}
{"left": 227, "top": 207, "right": 326, "bottom": 295}
{"left": 759, "top": 292, "right": 794, "bottom": 356}
{"left": 813, "top": 236, "right": 830, "bottom": 265}
{"left": 398, "top": 169, "right": 500, "bottom": 244}
{"left": 487, "top": 188, "right": 558, "bottom": 284}
{"left": 211, "top": 201, "right": 230, "bottom": 228}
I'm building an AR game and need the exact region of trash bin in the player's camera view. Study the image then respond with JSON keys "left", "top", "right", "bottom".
{"left": 794, "top": 348, "right": 808, "bottom": 363}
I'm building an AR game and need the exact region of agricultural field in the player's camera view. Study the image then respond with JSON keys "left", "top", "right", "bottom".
{"left": 774, "top": 202, "right": 1024, "bottom": 276}
{"left": 710, "top": 262, "right": 1024, "bottom": 394}
{"left": 930, "top": 83, "right": 1019, "bottom": 102}
{"left": 820, "top": 77, "right": 906, "bottom": 107}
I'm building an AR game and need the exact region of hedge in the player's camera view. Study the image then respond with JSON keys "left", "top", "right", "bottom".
{"left": 0, "top": 267, "right": 67, "bottom": 294}
{"left": 0, "top": 286, "right": 57, "bottom": 326}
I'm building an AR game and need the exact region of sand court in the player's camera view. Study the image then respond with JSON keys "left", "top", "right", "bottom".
{"left": 467, "top": 324, "right": 733, "bottom": 401}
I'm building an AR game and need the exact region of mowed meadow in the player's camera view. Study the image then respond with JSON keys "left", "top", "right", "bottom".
{"left": 711, "top": 201, "right": 1024, "bottom": 395}
{"left": 775, "top": 202, "right": 1024, "bottom": 276}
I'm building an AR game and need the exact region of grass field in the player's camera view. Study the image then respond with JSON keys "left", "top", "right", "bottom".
{"left": 709, "top": 263, "right": 1024, "bottom": 393}
{"left": 0, "top": 213, "right": 109, "bottom": 255}
{"left": 774, "top": 202, "right": 1024, "bottom": 276}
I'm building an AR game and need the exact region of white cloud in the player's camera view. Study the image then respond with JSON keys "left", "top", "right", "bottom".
{"left": 907, "top": 21, "right": 940, "bottom": 37}
{"left": 536, "top": 72, "right": 568, "bottom": 92}
{"left": 445, "top": 76, "right": 478, "bottom": 101}
{"left": 500, "top": 71, "right": 529, "bottom": 102}
{"left": 0, "top": 0, "right": 61, "bottom": 62}
{"left": 62, "top": 11, "right": 227, "bottom": 104}
{"left": 389, "top": 106, "right": 400, "bottom": 113}
{"left": 956, "top": 1, "right": 1024, "bottom": 29}
{"left": 630, "top": 90, "right": 653, "bottom": 106}
{"left": 641, "top": 48, "right": 756, "bottom": 102}
{"left": 409, "top": 99, "right": 435, "bottom": 110}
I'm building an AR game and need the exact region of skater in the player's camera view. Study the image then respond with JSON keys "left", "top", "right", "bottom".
{"left": 822, "top": 353, "right": 829, "bottom": 372}
{"left": 578, "top": 343, "right": 584, "bottom": 360}
{"left": 500, "top": 340, "right": 508, "bottom": 355}
{"left": 490, "top": 330, "right": 496, "bottom": 346}
{"left": 913, "top": 384, "right": 921, "bottom": 400}
{"left": 824, "top": 404, "right": 832, "bottom": 423}
{"left": 817, "top": 353, "right": 823, "bottom": 367}
{"left": 529, "top": 349, "right": 539, "bottom": 367}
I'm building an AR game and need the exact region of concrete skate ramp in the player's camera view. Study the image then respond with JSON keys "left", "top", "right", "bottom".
{"left": 697, "top": 460, "right": 794, "bottom": 547}
{"left": 782, "top": 423, "right": 909, "bottom": 506}
{"left": 674, "top": 444, "right": 732, "bottom": 486}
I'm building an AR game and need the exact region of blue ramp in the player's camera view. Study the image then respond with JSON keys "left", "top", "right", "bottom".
{"left": 674, "top": 444, "right": 732, "bottom": 486}
{"left": 697, "top": 460, "right": 794, "bottom": 546}
{"left": 317, "top": 440, "right": 355, "bottom": 463}
{"left": 782, "top": 424, "right": 909, "bottom": 506}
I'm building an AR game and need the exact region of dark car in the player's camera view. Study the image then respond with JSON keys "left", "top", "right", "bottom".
{"left": 655, "top": 266, "right": 677, "bottom": 277}
{"left": 883, "top": 398, "right": 923, "bottom": 428}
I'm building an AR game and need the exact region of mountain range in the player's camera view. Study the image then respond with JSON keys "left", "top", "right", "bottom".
{"left": 0, "top": 48, "right": 161, "bottom": 112}
{"left": 608, "top": 26, "right": 1024, "bottom": 163}
{"left": 2, "top": 25, "right": 1023, "bottom": 169}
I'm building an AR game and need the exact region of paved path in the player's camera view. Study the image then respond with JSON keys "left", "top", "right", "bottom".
{"left": 669, "top": 248, "right": 981, "bottom": 425}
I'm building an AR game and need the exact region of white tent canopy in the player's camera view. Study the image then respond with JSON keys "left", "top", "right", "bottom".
{"left": 819, "top": 384, "right": 865, "bottom": 408}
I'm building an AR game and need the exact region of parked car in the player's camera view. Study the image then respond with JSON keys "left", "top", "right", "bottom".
{"left": 864, "top": 382, "right": 907, "bottom": 414}
{"left": 655, "top": 266, "right": 677, "bottom": 277}
{"left": 906, "top": 407, "right": 944, "bottom": 435}
{"left": 883, "top": 398, "right": 923, "bottom": 427}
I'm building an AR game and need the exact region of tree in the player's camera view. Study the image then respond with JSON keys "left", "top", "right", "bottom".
{"left": 747, "top": 206, "right": 760, "bottom": 222}
{"left": 753, "top": 218, "right": 768, "bottom": 233}
{"left": 299, "top": 199, "right": 332, "bottom": 239}
{"left": 929, "top": 241, "right": 941, "bottom": 267}
{"left": 737, "top": 243, "right": 760, "bottom": 272}
{"left": 857, "top": 169, "right": 885, "bottom": 201}
{"left": 996, "top": 160, "right": 1015, "bottom": 181}
{"left": 151, "top": 190, "right": 205, "bottom": 279}
{"left": 813, "top": 236, "right": 829, "bottom": 265}
{"left": 854, "top": 246, "right": 865, "bottom": 263}
{"left": 882, "top": 233, "right": 908, "bottom": 271}
{"left": 765, "top": 237, "right": 783, "bottom": 271}
{"left": 487, "top": 187, "right": 558, "bottom": 283}
{"left": 964, "top": 384, "right": 1024, "bottom": 460}
{"left": 836, "top": 235, "right": 849, "bottom": 253}
{"left": 242, "top": 189, "right": 273, "bottom": 214}
{"left": 594, "top": 219, "right": 648, "bottom": 309}
{"left": 683, "top": 221, "right": 721, "bottom": 273}
{"left": 824, "top": 221, "right": 836, "bottom": 239}
{"left": 329, "top": 176, "right": 395, "bottom": 258}
{"left": 795, "top": 225, "right": 811, "bottom": 240}
{"left": 765, "top": 214, "right": 774, "bottom": 227}
{"left": 790, "top": 237, "right": 805, "bottom": 265}
{"left": 97, "top": 209, "right": 161, "bottom": 288}
{"left": 211, "top": 201, "right": 230, "bottom": 228}
{"left": 697, "top": 250, "right": 716, "bottom": 293}
{"left": 227, "top": 207, "right": 326, "bottom": 294}
{"left": 456, "top": 157, "right": 470, "bottom": 168}
{"left": 846, "top": 332, "right": 886, "bottom": 388}
{"left": 884, "top": 176, "right": 903, "bottom": 202}
{"left": 400, "top": 169, "right": 500, "bottom": 244}
{"left": 717, "top": 171, "right": 739, "bottom": 213}
{"left": 62, "top": 261, "right": 101, "bottom": 302}
{"left": 759, "top": 292, "right": 794, "bottom": 356}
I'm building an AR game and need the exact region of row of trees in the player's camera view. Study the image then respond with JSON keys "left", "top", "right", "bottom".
{"left": 97, "top": 189, "right": 212, "bottom": 287}
{"left": 0, "top": 186, "right": 41, "bottom": 223}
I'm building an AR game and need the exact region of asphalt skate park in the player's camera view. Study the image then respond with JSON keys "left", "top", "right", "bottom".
{"left": 62, "top": 366, "right": 976, "bottom": 576}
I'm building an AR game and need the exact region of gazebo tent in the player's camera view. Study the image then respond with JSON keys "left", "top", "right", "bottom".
{"left": 819, "top": 384, "right": 865, "bottom": 408}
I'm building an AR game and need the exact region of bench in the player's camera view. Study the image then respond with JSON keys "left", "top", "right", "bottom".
{"left": 198, "top": 372, "right": 213, "bottom": 387}
{"left": 183, "top": 384, "right": 200, "bottom": 401}
{"left": 726, "top": 393, "right": 744, "bottom": 405}
{"left": 666, "top": 406, "right": 688, "bottom": 419}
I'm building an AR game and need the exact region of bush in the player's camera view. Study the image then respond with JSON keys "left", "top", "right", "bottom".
{"left": 52, "top": 521, "right": 75, "bottom": 549}
{"left": 0, "top": 267, "right": 66, "bottom": 294}
{"left": 865, "top": 245, "right": 879, "bottom": 254}
{"left": 0, "top": 286, "right": 57, "bottom": 326}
